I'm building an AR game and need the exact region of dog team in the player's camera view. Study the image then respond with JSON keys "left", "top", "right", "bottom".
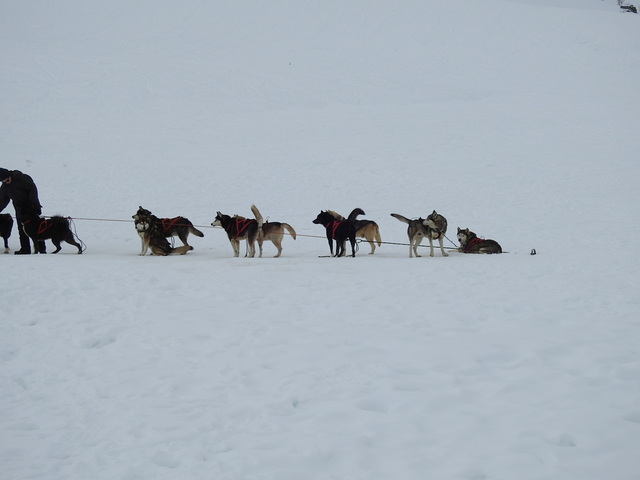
{"left": 132, "top": 204, "right": 502, "bottom": 258}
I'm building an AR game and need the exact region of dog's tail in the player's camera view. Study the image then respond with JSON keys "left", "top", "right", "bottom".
{"left": 50, "top": 215, "right": 71, "bottom": 227}
{"left": 374, "top": 224, "right": 382, "bottom": 246}
{"left": 250, "top": 204, "right": 264, "bottom": 229}
{"left": 171, "top": 245, "right": 194, "bottom": 255}
{"left": 190, "top": 226, "right": 205, "bottom": 237}
{"left": 282, "top": 223, "right": 297, "bottom": 240}
{"left": 390, "top": 213, "right": 411, "bottom": 224}
{"left": 347, "top": 208, "right": 365, "bottom": 221}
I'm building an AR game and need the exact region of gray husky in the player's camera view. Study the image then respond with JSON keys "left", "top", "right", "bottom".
{"left": 457, "top": 227, "right": 502, "bottom": 254}
{"left": 424, "top": 210, "right": 449, "bottom": 257}
{"left": 391, "top": 210, "right": 449, "bottom": 258}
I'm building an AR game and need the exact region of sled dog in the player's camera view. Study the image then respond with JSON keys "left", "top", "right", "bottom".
{"left": 424, "top": 210, "right": 449, "bottom": 257}
{"left": 254, "top": 206, "right": 297, "bottom": 258}
{"left": 212, "top": 204, "right": 263, "bottom": 257}
{"left": 0, "top": 213, "right": 13, "bottom": 253}
{"left": 391, "top": 210, "right": 449, "bottom": 258}
{"left": 21, "top": 215, "right": 83, "bottom": 254}
{"left": 457, "top": 228, "right": 502, "bottom": 254}
{"left": 312, "top": 208, "right": 365, "bottom": 257}
{"left": 135, "top": 218, "right": 193, "bottom": 256}
{"left": 390, "top": 213, "right": 430, "bottom": 258}
{"left": 132, "top": 206, "right": 204, "bottom": 256}
{"left": 325, "top": 210, "right": 381, "bottom": 254}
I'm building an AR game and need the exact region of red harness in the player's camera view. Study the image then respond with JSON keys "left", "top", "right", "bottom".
{"left": 462, "top": 237, "right": 483, "bottom": 253}
{"left": 227, "top": 218, "right": 255, "bottom": 239}
{"left": 321, "top": 220, "right": 342, "bottom": 239}
{"left": 23, "top": 218, "right": 53, "bottom": 236}
{"left": 160, "top": 217, "right": 181, "bottom": 234}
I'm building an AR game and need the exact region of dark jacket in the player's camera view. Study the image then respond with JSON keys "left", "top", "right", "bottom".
{"left": 0, "top": 170, "right": 42, "bottom": 217}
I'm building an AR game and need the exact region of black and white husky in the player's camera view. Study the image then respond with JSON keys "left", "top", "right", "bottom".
{"left": 132, "top": 206, "right": 203, "bottom": 256}
{"left": 135, "top": 218, "right": 193, "bottom": 256}
{"left": 391, "top": 210, "right": 449, "bottom": 258}
{"left": 212, "top": 204, "right": 263, "bottom": 257}
{"left": 457, "top": 227, "right": 502, "bottom": 254}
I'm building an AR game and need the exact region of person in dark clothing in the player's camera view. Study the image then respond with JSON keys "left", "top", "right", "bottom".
{"left": 0, "top": 168, "right": 46, "bottom": 254}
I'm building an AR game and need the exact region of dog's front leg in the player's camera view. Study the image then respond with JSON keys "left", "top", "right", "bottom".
{"left": 231, "top": 239, "right": 240, "bottom": 257}
{"left": 326, "top": 234, "right": 334, "bottom": 257}
{"left": 438, "top": 236, "right": 449, "bottom": 257}
{"left": 138, "top": 235, "right": 147, "bottom": 255}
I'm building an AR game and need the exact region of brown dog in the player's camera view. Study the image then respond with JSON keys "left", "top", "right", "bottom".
{"left": 325, "top": 210, "right": 381, "bottom": 254}
{"left": 258, "top": 218, "right": 296, "bottom": 257}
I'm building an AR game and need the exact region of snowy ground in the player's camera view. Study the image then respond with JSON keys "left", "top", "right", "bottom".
{"left": 1, "top": 1, "right": 640, "bottom": 479}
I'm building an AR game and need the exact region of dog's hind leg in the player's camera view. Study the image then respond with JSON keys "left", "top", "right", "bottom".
{"left": 366, "top": 238, "right": 375, "bottom": 254}
{"left": 271, "top": 235, "right": 283, "bottom": 257}
{"left": 247, "top": 241, "right": 256, "bottom": 258}
{"left": 171, "top": 245, "right": 193, "bottom": 255}
{"left": 411, "top": 237, "right": 422, "bottom": 258}
{"left": 51, "top": 239, "right": 62, "bottom": 254}
{"left": 178, "top": 231, "right": 190, "bottom": 248}
{"left": 65, "top": 232, "right": 83, "bottom": 254}
{"left": 349, "top": 234, "right": 357, "bottom": 257}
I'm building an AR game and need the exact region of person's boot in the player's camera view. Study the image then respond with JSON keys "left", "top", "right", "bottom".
{"left": 16, "top": 223, "right": 32, "bottom": 255}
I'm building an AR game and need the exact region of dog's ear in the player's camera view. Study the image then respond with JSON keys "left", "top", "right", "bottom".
{"left": 457, "top": 227, "right": 462, "bottom": 233}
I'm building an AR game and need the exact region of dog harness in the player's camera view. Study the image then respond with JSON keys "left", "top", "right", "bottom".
{"left": 462, "top": 237, "right": 483, "bottom": 253}
{"left": 160, "top": 217, "right": 181, "bottom": 234}
{"left": 319, "top": 219, "right": 342, "bottom": 239}
{"left": 23, "top": 218, "right": 53, "bottom": 236}
{"left": 227, "top": 218, "right": 255, "bottom": 239}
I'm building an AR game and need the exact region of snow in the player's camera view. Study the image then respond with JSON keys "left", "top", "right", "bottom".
{"left": 1, "top": 0, "right": 639, "bottom": 479}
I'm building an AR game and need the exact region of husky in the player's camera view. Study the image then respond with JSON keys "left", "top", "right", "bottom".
{"left": 212, "top": 204, "right": 263, "bottom": 257}
{"left": 254, "top": 207, "right": 297, "bottom": 258}
{"left": 390, "top": 213, "right": 430, "bottom": 258}
{"left": 0, "top": 213, "right": 12, "bottom": 253}
{"left": 21, "top": 215, "right": 83, "bottom": 254}
{"left": 391, "top": 210, "right": 449, "bottom": 258}
{"left": 135, "top": 219, "right": 193, "bottom": 256}
{"left": 132, "top": 206, "right": 204, "bottom": 256}
{"left": 457, "top": 227, "right": 502, "bottom": 254}
{"left": 424, "top": 210, "right": 449, "bottom": 257}
{"left": 325, "top": 210, "right": 381, "bottom": 254}
{"left": 313, "top": 208, "right": 365, "bottom": 257}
